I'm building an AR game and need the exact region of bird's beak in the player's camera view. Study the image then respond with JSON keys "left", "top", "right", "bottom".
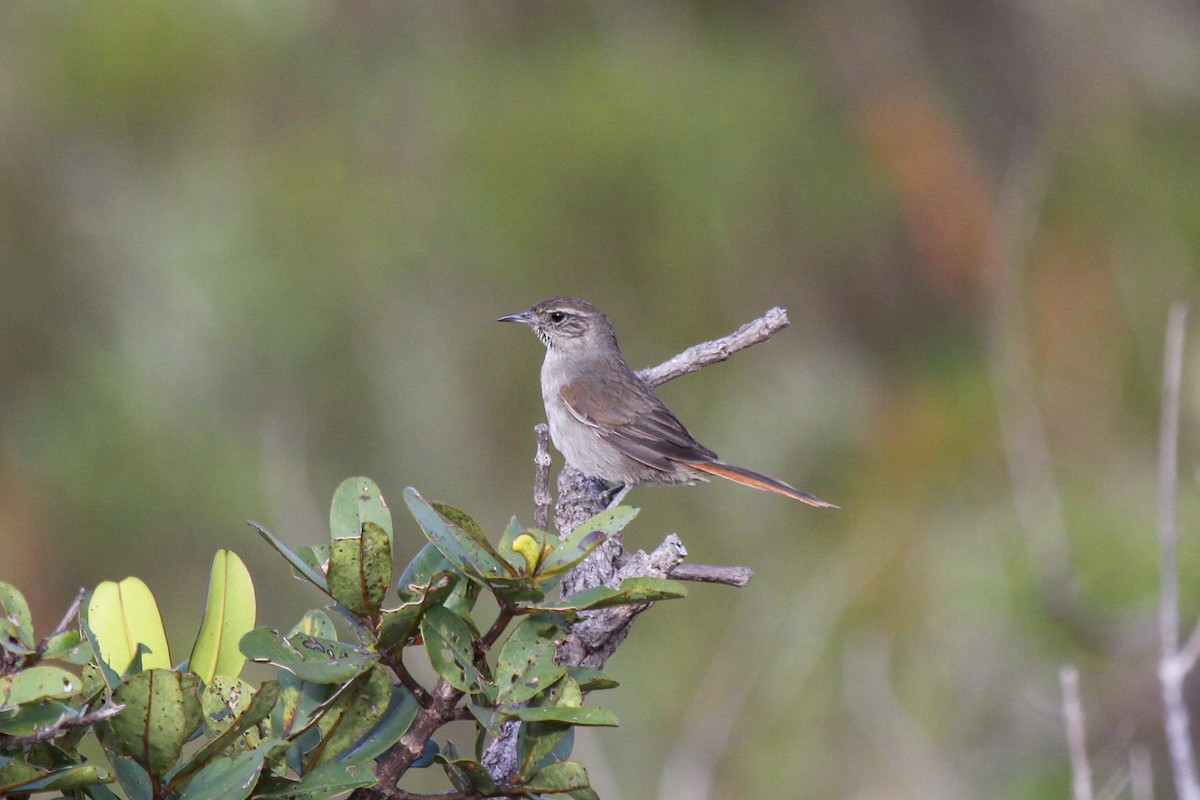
{"left": 497, "top": 309, "right": 535, "bottom": 325}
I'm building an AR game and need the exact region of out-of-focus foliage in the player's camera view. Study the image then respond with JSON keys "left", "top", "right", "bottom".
{"left": 2, "top": 2, "right": 1200, "bottom": 798}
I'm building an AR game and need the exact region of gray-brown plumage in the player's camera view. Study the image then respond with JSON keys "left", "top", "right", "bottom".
{"left": 498, "top": 296, "right": 834, "bottom": 507}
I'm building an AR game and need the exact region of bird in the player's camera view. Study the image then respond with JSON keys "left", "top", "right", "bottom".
{"left": 498, "top": 296, "right": 834, "bottom": 508}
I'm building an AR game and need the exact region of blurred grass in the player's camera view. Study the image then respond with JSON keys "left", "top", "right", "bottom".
{"left": 2, "top": 2, "right": 1200, "bottom": 798}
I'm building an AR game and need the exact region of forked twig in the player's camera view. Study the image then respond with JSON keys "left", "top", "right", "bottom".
{"left": 637, "top": 307, "right": 789, "bottom": 387}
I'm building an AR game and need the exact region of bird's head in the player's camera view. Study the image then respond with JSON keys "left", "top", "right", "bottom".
{"left": 497, "top": 296, "right": 618, "bottom": 354}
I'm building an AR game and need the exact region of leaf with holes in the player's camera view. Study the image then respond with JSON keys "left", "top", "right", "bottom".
{"left": 494, "top": 614, "right": 567, "bottom": 705}
{"left": 377, "top": 572, "right": 457, "bottom": 651}
{"left": 404, "top": 488, "right": 511, "bottom": 584}
{"left": 534, "top": 577, "right": 687, "bottom": 612}
{"left": 239, "top": 628, "right": 371, "bottom": 685}
{"left": 110, "top": 669, "right": 203, "bottom": 777}
{"left": 420, "top": 606, "right": 485, "bottom": 693}
{"left": 538, "top": 507, "right": 638, "bottom": 577}
{"left": 0, "top": 665, "right": 82, "bottom": 706}
{"left": 332, "top": 687, "right": 419, "bottom": 765}
{"left": 330, "top": 476, "right": 393, "bottom": 546}
{"left": 0, "top": 582, "right": 35, "bottom": 652}
{"left": 309, "top": 663, "right": 394, "bottom": 767}
{"left": 327, "top": 521, "right": 391, "bottom": 619}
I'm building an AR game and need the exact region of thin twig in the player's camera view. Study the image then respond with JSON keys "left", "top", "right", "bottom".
{"left": 0, "top": 702, "right": 124, "bottom": 747}
{"left": 47, "top": 588, "right": 86, "bottom": 639}
{"left": 533, "top": 423, "right": 552, "bottom": 531}
{"left": 637, "top": 307, "right": 789, "bottom": 387}
{"left": 379, "top": 651, "right": 430, "bottom": 708}
{"left": 1156, "top": 303, "right": 1200, "bottom": 800}
{"left": 1059, "top": 665, "right": 1094, "bottom": 800}
{"left": 667, "top": 563, "right": 754, "bottom": 587}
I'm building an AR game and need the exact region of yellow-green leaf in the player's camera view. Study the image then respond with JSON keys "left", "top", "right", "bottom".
{"left": 190, "top": 550, "right": 257, "bottom": 683}
{"left": 87, "top": 577, "right": 171, "bottom": 675}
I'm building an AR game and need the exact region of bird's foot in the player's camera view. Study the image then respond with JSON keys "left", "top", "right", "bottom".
{"left": 602, "top": 483, "right": 630, "bottom": 509}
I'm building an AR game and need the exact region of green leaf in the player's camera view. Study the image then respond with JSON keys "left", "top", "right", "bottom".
{"left": 332, "top": 688, "right": 419, "bottom": 765}
{"left": 467, "top": 702, "right": 502, "bottom": 735}
{"left": 480, "top": 575, "right": 547, "bottom": 603}
{"left": 40, "top": 629, "right": 91, "bottom": 663}
{"left": 434, "top": 752, "right": 496, "bottom": 794}
{"left": 295, "top": 543, "right": 331, "bottom": 578}
{"left": 444, "top": 573, "right": 483, "bottom": 617}
{"left": 295, "top": 609, "right": 339, "bottom": 640}
{"left": 110, "top": 669, "right": 203, "bottom": 777}
{"left": 430, "top": 501, "right": 514, "bottom": 577}
{"left": 395, "top": 542, "right": 453, "bottom": 601}
{"left": 495, "top": 615, "right": 568, "bottom": 704}
{"left": 524, "top": 760, "right": 592, "bottom": 793}
{"left": 376, "top": 572, "right": 457, "bottom": 651}
{"left": 0, "top": 582, "right": 35, "bottom": 651}
{"left": 504, "top": 706, "right": 618, "bottom": 727}
{"left": 268, "top": 611, "right": 339, "bottom": 740}
{"left": 429, "top": 501, "right": 486, "bottom": 545}
{"left": 0, "top": 665, "right": 82, "bottom": 705}
{"left": 308, "top": 663, "right": 393, "bottom": 767}
{"left": 176, "top": 680, "right": 282, "bottom": 787}
{"left": 538, "top": 507, "right": 637, "bottom": 576}
{"left": 173, "top": 740, "right": 284, "bottom": 800}
{"left": 403, "top": 487, "right": 511, "bottom": 583}
{"left": 190, "top": 550, "right": 257, "bottom": 684}
{"left": 201, "top": 677, "right": 278, "bottom": 740}
{"left": 0, "top": 699, "right": 75, "bottom": 735}
{"left": 566, "top": 666, "right": 620, "bottom": 693}
{"left": 420, "top": 606, "right": 484, "bottom": 693}
{"left": 327, "top": 521, "right": 392, "bottom": 619}
{"left": 248, "top": 521, "right": 330, "bottom": 593}
{"left": 329, "top": 477, "right": 393, "bottom": 547}
{"left": 497, "top": 516, "right": 529, "bottom": 559}
{"left": 86, "top": 577, "right": 172, "bottom": 675}
{"left": 271, "top": 670, "right": 332, "bottom": 741}
{"left": 78, "top": 606, "right": 120, "bottom": 692}
{"left": 255, "top": 761, "right": 376, "bottom": 798}
{"left": 517, "top": 677, "right": 581, "bottom": 778}
{"left": 538, "top": 577, "right": 687, "bottom": 612}
{"left": 239, "top": 628, "right": 372, "bottom": 685}
{"left": 0, "top": 619, "right": 34, "bottom": 657}
{"left": 569, "top": 505, "right": 639, "bottom": 540}
{"left": 108, "top": 754, "right": 152, "bottom": 800}
{"left": 0, "top": 762, "right": 110, "bottom": 794}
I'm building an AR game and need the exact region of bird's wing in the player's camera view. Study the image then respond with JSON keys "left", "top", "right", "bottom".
{"left": 558, "top": 373, "right": 718, "bottom": 471}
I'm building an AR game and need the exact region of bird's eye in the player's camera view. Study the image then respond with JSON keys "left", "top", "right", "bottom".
{"left": 549, "top": 311, "right": 566, "bottom": 323}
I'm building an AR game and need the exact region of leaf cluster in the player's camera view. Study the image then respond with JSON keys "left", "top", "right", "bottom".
{"left": 0, "top": 477, "right": 685, "bottom": 800}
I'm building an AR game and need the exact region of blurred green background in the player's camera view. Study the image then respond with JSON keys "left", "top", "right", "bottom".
{"left": 3, "top": 2, "right": 1200, "bottom": 798}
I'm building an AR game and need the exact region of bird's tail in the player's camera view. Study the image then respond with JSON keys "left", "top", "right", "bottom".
{"left": 685, "top": 460, "right": 837, "bottom": 508}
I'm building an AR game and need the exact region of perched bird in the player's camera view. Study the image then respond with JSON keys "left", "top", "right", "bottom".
{"left": 498, "top": 296, "right": 834, "bottom": 507}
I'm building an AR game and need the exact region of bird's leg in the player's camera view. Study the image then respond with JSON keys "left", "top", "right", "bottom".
{"left": 602, "top": 483, "right": 630, "bottom": 509}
